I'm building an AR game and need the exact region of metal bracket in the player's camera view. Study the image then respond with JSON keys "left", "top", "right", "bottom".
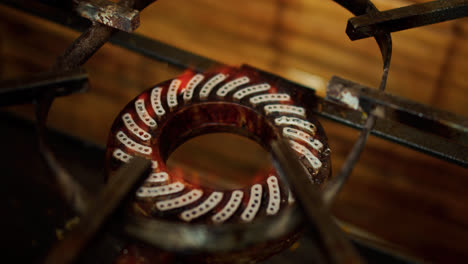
{"left": 327, "top": 76, "right": 468, "bottom": 167}
{"left": 75, "top": 0, "right": 140, "bottom": 32}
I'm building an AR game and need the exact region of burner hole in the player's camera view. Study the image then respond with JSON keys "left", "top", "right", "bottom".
{"left": 166, "top": 133, "right": 272, "bottom": 191}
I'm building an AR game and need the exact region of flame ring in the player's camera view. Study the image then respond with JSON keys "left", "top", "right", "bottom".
{"left": 106, "top": 66, "right": 331, "bottom": 224}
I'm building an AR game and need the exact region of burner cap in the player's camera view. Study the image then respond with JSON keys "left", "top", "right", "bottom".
{"left": 106, "top": 65, "right": 331, "bottom": 263}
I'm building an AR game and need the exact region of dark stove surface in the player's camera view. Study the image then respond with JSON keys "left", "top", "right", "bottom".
{"left": 0, "top": 111, "right": 104, "bottom": 262}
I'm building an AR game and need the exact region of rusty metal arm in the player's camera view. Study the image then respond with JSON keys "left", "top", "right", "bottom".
{"left": 324, "top": 0, "right": 392, "bottom": 206}
{"left": 43, "top": 157, "right": 152, "bottom": 264}
{"left": 0, "top": 68, "right": 88, "bottom": 106}
{"left": 346, "top": 0, "right": 468, "bottom": 40}
{"left": 327, "top": 76, "right": 468, "bottom": 143}
{"left": 326, "top": 76, "right": 468, "bottom": 167}
{"left": 271, "top": 139, "right": 364, "bottom": 264}
{"left": 35, "top": 0, "right": 156, "bottom": 215}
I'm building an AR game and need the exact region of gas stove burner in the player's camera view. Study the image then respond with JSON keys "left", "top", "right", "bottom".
{"left": 105, "top": 65, "right": 331, "bottom": 261}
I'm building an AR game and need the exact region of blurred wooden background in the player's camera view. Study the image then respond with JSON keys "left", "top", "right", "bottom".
{"left": 0, "top": 0, "right": 467, "bottom": 263}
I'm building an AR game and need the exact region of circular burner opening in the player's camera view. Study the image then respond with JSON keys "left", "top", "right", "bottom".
{"left": 166, "top": 133, "right": 272, "bottom": 190}
{"left": 158, "top": 101, "right": 279, "bottom": 191}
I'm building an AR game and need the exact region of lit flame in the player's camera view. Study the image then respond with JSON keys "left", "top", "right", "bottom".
{"left": 176, "top": 69, "right": 196, "bottom": 94}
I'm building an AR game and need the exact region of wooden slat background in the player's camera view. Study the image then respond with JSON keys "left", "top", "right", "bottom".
{"left": 0, "top": 0, "right": 467, "bottom": 263}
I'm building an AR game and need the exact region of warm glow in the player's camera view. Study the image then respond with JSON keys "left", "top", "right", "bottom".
{"left": 166, "top": 133, "right": 273, "bottom": 190}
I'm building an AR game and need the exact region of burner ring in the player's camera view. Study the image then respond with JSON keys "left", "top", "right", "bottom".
{"left": 105, "top": 65, "right": 331, "bottom": 261}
